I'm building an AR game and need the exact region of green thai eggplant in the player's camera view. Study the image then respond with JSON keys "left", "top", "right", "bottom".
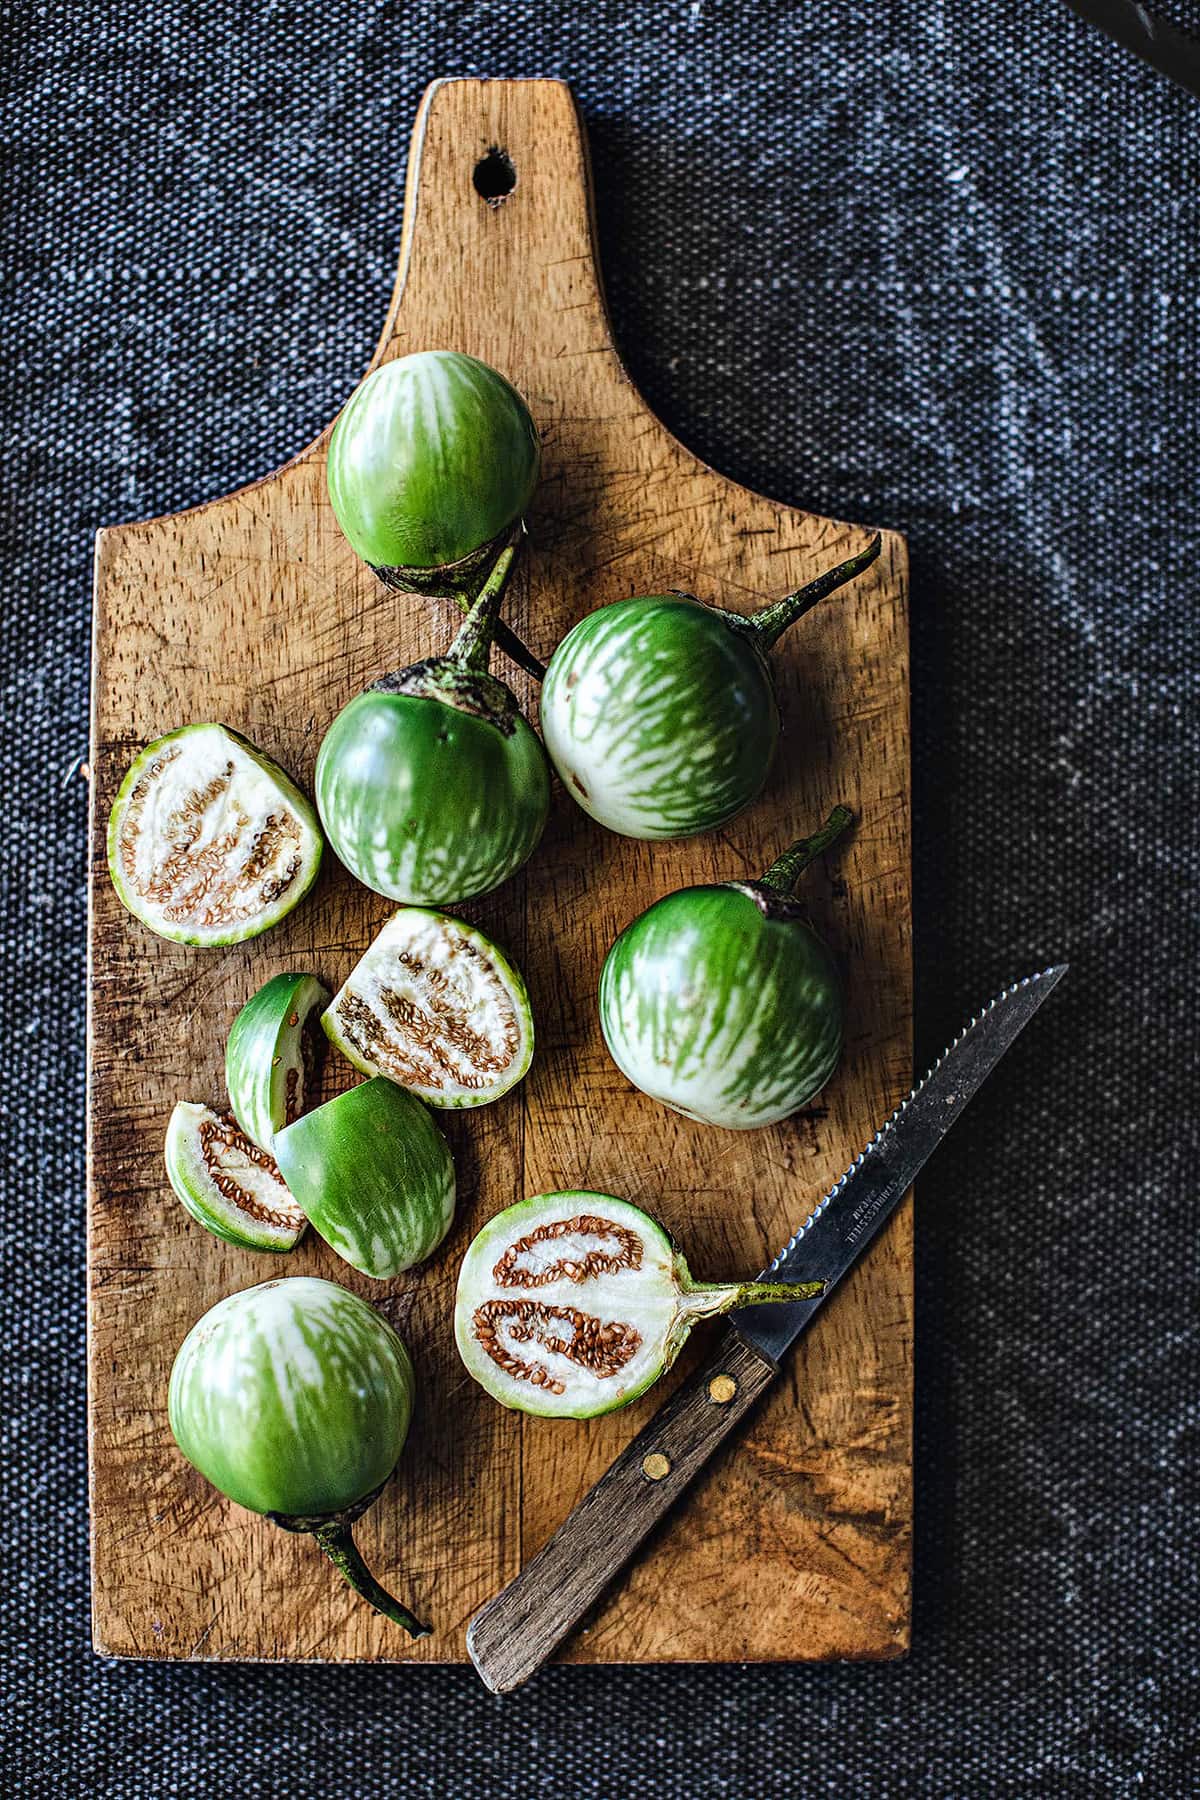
{"left": 169, "top": 1277, "right": 427, "bottom": 1635}
{"left": 327, "top": 349, "right": 543, "bottom": 677}
{"left": 274, "top": 1077, "right": 455, "bottom": 1279}
{"left": 540, "top": 538, "right": 880, "bottom": 839}
{"left": 107, "top": 723, "right": 323, "bottom": 945}
{"left": 455, "top": 1191, "right": 822, "bottom": 1419}
{"left": 598, "top": 807, "right": 851, "bottom": 1128}
{"left": 324, "top": 906, "right": 534, "bottom": 1108}
{"left": 315, "top": 536, "right": 550, "bottom": 905}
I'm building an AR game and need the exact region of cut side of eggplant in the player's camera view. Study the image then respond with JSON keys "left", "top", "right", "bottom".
{"left": 454, "top": 1191, "right": 822, "bottom": 1419}
{"left": 165, "top": 1102, "right": 307, "bottom": 1252}
{"left": 108, "top": 723, "right": 323, "bottom": 946}
{"left": 324, "top": 908, "right": 533, "bottom": 1108}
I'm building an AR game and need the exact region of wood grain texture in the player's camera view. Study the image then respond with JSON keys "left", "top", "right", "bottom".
{"left": 87, "top": 77, "right": 912, "bottom": 1665}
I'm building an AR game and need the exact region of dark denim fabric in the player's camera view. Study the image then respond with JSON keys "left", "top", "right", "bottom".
{"left": 2, "top": 3, "right": 1196, "bottom": 1794}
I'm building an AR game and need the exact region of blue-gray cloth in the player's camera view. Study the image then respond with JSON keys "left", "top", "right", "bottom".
{"left": 3, "top": 3, "right": 1196, "bottom": 1794}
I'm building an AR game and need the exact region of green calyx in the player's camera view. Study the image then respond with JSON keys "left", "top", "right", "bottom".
{"left": 370, "top": 532, "right": 523, "bottom": 733}
{"left": 373, "top": 536, "right": 545, "bottom": 683}
{"left": 269, "top": 1485, "right": 430, "bottom": 1640}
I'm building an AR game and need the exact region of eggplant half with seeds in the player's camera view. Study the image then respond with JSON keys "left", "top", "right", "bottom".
{"left": 169, "top": 1277, "right": 428, "bottom": 1636}
{"left": 599, "top": 807, "right": 851, "bottom": 1129}
{"left": 165, "top": 1102, "right": 307, "bottom": 1253}
{"left": 225, "top": 972, "right": 330, "bottom": 1154}
{"left": 316, "top": 534, "right": 550, "bottom": 906}
{"left": 274, "top": 1077, "right": 455, "bottom": 1280}
{"left": 455, "top": 1192, "right": 822, "bottom": 1419}
{"left": 324, "top": 907, "right": 533, "bottom": 1108}
{"left": 107, "top": 723, "right": 323, "bottom": 945}
{"left": 540, "top": 536, "right": 881, "bottom": 840}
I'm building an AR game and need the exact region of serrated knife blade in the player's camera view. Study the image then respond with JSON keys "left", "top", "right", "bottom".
{"left": 731, "top": 962, "right": 1069, "bottom": 1363}
{"left": 467, "top": 965, "right": 1067, "bottom": 1692}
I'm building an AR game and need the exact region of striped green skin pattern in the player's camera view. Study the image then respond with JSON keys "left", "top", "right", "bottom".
{"left": 541, "top": 596, "right": 779, "bottom": 840}
{"left": 274, "top": 1078, "right": 455, "bottom": 1279}
{"left": 316, "top": 691, "right": 549, "bottom": 904}
{"left": 225, "top": 972, "right": 330, "bottom": 1153}
{"left": 327, "top": 351, "right": 540, "bottom": 572}
{"left": 168, "top": 1277, "right": 414, "bottom": 1518}
{"left": 599, "top": 885, "right": 844, "bottom": 1129}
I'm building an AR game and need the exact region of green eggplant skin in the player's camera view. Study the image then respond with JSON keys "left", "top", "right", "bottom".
{"left": 225, "top": 972, "right": 331, "bottom": 1153}
{"left": 168, "top": 1276, "right": 414, "bottom": 1519}
{"left": 107, "top": 723, "right": 323, "bottom": 946}
{"left": 273, "top": 1077, "right": 456, "bottom": 1279}
{"left": 326, "top": 351, "right": 540, "bottom": 577}
{"left": 540, "top": 596, "right": 779, "bottom": 840}
{"left": 315, "top": 690, "right": 550, "bottom": 905}
{"left": 599, "top": 884, "right": 844, "bottom": 1129}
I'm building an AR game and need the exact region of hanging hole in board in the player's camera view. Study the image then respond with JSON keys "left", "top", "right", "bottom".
{"left": 474, "top": 146, "right": 516, "bottom": 206}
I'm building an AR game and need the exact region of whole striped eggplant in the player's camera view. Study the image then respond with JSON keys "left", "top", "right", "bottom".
{"left": 326, "top": 349, "right": 544, "bottom": 679}
{"left": 316, "top": 534, "right": 550, "bottom": 905}
{"left": 328, "top": 349, "right": 539, "bottom": 597}
{"left": 598, "top": 808, "right": 852, "bottom": 1129}
{"left": 541, "top": 537, "right": 880, "bottom": 840}
{"left": 169, "top": 1276, "right": 428, "bottom": 1636}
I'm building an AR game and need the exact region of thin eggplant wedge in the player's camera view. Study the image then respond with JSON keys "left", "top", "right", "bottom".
{"left": 169, "top": 1277, "right": 428, "bottom": 1636}
{"left": 316, "top": 535, "right": 550, "bottom": 905}
{"left": 165, "top": 1102, "right": 307, "bottom": 1252}
{"left": 454, "top": 1191, "right": 823, "bottom": 1419}
{"left": 274, "top": 1077, "right": 455, "bottom": 1280}
{"left": 324, "top": 907, "right": 533, "bottom": 1109}
{"left": 226, "top": 972, "right": 331, "bottom": 1153}
{"left": 540, "top": 536, "right": 881, "bottom": 840}
{"left": 107, "top": 723, "right": 323, "bottom": 945}
{"left": 599, "top": 808, "right": 850, "bottom": 1129}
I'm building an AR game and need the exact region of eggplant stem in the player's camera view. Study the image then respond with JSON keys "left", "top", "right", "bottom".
{"left": 726, "top": 1279, "right": 826, "bottom": 1307}
{"left": 746, "top": 534, "right": 882, "bottom": 653}
{"left": 759, "top": 805, "right": 855, "bottom": 895}
{"left": 311, "top": 1521, "right": 431, "bottom": 1639}
{"left": 447, "top": 527, "right": 525, "bottom": 674}
{"left": 681, "top": 1277, "right": 825, "bottom": 1322}
{"left": 471, "top": 613, "right": 545, "bottom": 682}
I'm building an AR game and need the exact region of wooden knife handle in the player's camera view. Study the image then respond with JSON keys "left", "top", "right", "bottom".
{"left": 465, "top": 1328, "right": 778, "bottom": 1692}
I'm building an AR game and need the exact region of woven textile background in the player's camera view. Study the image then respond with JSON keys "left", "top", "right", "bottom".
{"left": 3, "top": 2, "right": 1197, "bottom": 1794}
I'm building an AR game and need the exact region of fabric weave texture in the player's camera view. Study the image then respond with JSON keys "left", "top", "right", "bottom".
{"left": 2, "top": 2, "right": 1197, "bottom": 1795}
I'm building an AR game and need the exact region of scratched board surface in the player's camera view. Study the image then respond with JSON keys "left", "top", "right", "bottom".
{"left": 87, "top": 78, "right": 912, "bottom": 1663}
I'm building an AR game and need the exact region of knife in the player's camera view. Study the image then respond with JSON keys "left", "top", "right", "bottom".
{"left": 466, "top": 963, "right": 1067, "bottom": 1692}
{"left": 1065, "top": 0, "right": 1200, "bottom": 100}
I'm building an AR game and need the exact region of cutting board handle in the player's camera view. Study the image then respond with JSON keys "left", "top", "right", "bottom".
{"left": 370, "top": 79, "right": 625, "bottom": 398}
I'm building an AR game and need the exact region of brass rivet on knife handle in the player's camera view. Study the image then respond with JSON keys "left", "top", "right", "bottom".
{"left": 465, "top": 1329, "right": 778, "bottom": 1693}
{"left": 707, "top": 1374, "right": 738, "bottom": 1405}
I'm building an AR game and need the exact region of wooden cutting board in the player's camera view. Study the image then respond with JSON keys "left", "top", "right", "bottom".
{"left": 87, "top": 77, "right": 912, "bottom": 1664}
